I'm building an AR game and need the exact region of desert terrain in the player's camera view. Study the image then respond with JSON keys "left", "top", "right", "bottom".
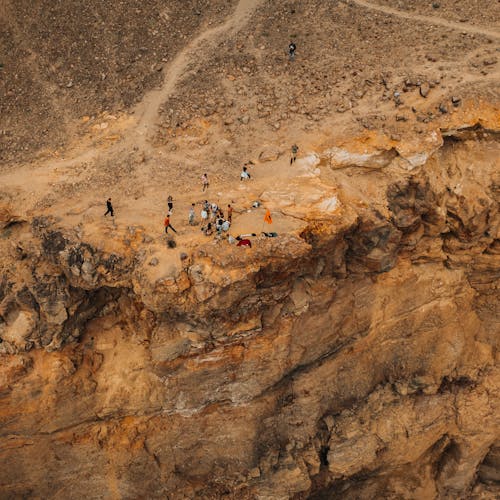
{"left": 0, "top": 1, "right": 499, "bottom": 498}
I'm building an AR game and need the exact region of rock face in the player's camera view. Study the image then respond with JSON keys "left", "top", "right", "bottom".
{"left": 0, "top": 128, "right": 498, "bottom": 498}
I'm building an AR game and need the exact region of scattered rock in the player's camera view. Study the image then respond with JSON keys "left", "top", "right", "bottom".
{"left": 248, "top": 467, "right": 261, "bottom": 479}
{"left": 483, "top": 58, "right": 497, "bottom": 66}
{"left": 419, "top": 82, "right": 430, "bottom": 98}
{"left": 439, "top": 103, "right": 448, "bottom": 114}
{"left": 239, "top": 115, "right": 250, "bottom": 125}
{"left": 259, "top": 147, "right": 281, "bottom": 162}
{"left": 451, "top": 96, "right": 461, "bottom": 107}
{"left": 0, "top": 205, "right": 24, "bottom": 230}
{"left": 149, "top": 257, "right": 159, "bottom": 266}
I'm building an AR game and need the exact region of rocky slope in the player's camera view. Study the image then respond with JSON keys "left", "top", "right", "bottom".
{"left": 1, "top": 0, "right": 499, "bottom": 498}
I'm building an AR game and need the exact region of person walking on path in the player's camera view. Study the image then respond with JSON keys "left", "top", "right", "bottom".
{"left": 164, "top": 214, "right": 177, "bottom": 234}
{"left": 240, "top": 166, "right": 251, "bottom": 181}
{"left": 201, "top": 173, "right": 209, "bottom": 192}
{"left": 290, "top": 144, "right": 298, "bottom": 164}
{"left": 227, "top": 204, "right": 233, "bottom": 223}
{"left": 104, "top": 198, "right": 114, "bottom": 217}
{"left": 167, "top": 195, "right": 174, "bottom": 213}
{"left": 288, "top": 41, "right": 296, "bottom": 61}
{"left": 188, "top": 203, "right": 196, "bottom": 225}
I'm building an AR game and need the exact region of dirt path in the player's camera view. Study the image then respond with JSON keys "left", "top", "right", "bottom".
{"left": 42, "top": 0, "right": 263, "bottom": 170}
{"left": 350, "top": 0, "right": 500, "bottom": 40}
{"left": 135, "top": 0, "right": 264, "bottom": 151}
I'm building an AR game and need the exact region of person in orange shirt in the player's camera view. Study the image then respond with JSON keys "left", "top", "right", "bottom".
{"left": 164, "top": 215, "right": 177, "bottom": 234}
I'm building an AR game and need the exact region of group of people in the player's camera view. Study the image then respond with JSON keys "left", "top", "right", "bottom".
{"left": 104, "top": 140, "right": 301, "bottom": 248}
{"left": 198, "top": 199, "right": 233, "bottom": 236}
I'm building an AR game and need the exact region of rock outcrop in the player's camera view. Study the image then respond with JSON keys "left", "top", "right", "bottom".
{"left": 0, "top": 124, "right": 498, "bottom": 498}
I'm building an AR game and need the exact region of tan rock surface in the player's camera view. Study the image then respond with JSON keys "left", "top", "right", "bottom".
{"left": 0, "top": 0, "right": 499, "bottom": 498}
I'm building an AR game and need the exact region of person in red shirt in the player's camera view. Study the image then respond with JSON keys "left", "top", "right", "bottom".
{"left": 164, "top": 215, "right": 177, "bottom": 234}
{"left": 236, "top": 238, "right": 251, "bottom": 248}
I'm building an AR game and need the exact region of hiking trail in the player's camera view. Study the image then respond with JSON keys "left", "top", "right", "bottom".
{"left": 134, "top": 0, "right": 265, "bottom": 151}
{"left": 350, "top": 0, "right": 500, "bottom": 40}
{"left": 45, "top": 0, "right": 263, "bottom": 170}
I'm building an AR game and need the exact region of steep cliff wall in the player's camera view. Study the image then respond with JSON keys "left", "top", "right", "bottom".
{"left": 0, "top": 123, "right": 498, "bottom": 498}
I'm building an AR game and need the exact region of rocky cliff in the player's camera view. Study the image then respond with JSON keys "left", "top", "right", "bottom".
{"left": 1, "top": 117, "right": 498, "bottom": 498}
{"left": 1, "top": 0, "right": 500, "bottom": 498}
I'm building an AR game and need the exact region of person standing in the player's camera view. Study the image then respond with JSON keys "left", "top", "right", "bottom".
{"left": 211, "top": 202, "right": 218, "bottom": 221}
{"left": 164, "top": 214, "right": 177, "bottom": 234}
{"left": 227, "top": 204, "right": 233, "bottom": 223}
{"left": 167, "top": 195, "right": 174, "bottom": 213}
{"left": 290, "top": 144, "right": 299, "bottom": 164}
{"left": 201, "top": 173, "right": 209, "bottom": 192}
{"left": 188, "top": 203, "right": 196, "bottom": 225}
{"left": 201, "top": 204, "right": 209, "bottom": 222}
{"left": 288, "top": 41, "right": 296, "bottom": 61}
{"left": 104, "top": 198, "right": 114, "bottom": 217}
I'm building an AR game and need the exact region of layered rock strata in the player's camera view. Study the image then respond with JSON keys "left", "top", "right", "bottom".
{"left": 0, "top": 126, "right": 499, "bottom": 498}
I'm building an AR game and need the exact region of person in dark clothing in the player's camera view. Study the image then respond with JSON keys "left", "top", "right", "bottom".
{"left": 202, "top": 222, "right": 213, "bottom": 236}
{"left": 104, "top": 198, "right": 114, "bottom": 217}
{"left": 288, "top": 42, "right": 296, "bottom": 61}
{"left": 167, "top": 195, "right": 174, "bottom": 212}
{"left": 164, "top": 215, "right": 177, "bottom": 234}
{"left": 290, "top": 144, "right": 298, "bottom": 164}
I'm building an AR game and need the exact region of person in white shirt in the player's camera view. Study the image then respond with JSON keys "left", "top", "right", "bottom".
{"left": 240, "top": 166, "right": 251, "bottom": 181}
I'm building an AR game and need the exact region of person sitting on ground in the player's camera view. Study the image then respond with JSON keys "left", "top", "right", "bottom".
{"left": 222, "top": 220, "right": 230, "bottom": 232}
{"left": 237, "top": 238, "right": 252, "bottom": 248}
{"left": 262, "top": 231, "right": 278, "bottom": 238}
{"left": 202, "top": 222, "right": 213, "bottom": 236}
{"left": 240, "top": 166, "right": 251, "bottom": 181}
